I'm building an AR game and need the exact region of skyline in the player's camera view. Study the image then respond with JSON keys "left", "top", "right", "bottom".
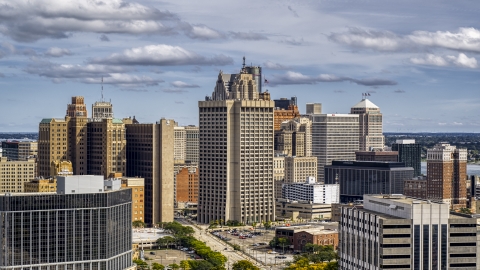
{"left": 0, "top": 0, "right": 479, "bottom": 132}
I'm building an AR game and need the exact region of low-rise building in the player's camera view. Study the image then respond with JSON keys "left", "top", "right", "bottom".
{"left": 0, "top": 156, "right": 36, "bottom": 193}
{"left": 403, "top": 177, "right": 427, "bottom": 199}
{"left": 121, "top": 176, "right": 145, "bottom": 222}
{"left": 275, "top": 225, "right": 339, "bottom": 251}
{"left": 24, "top": 177, "right": 57, "bottom": 192}
{"left": 282, "top": 176, "right": 339, "bottom": 204}
{"left": 276, "top": 198, "right": 332, "bottom": 220}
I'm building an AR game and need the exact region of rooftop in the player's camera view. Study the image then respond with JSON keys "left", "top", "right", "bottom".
{"left": 351, "top": 98, "right": 379, "bottom": 109}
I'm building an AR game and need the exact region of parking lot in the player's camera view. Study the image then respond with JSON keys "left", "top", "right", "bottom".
{"left": 209, "top": 228, "right": 294, "bottom": 265}
{"left": 143, "top": 248, "right": 194, "bottom": 267}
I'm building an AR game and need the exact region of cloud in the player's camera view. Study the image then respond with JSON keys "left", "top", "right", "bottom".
{"left": 438, "top": 123, "right": 447, "bottom": 126}
{"left": 229, "top": 31, "right": 268, "bottom": 41}
{"left": 263, "top": 61, "right": 288, "bottom": 70}
{"left": 0, "top": 72, "right": 5, "bottom": 78}
{"left": 287, "top": 6, "right": 299, "bottom": 18}
{"left": 170, "top": 81, "right": 200, "bottom": 88}
{"left": 44, "top": 47, "right": 73, "bottom": 57}
{"left": 0, "top": 0, "right": 180, "bottom": 42}
{"left": 410, "top": 53, "right": 477, "bottom": 68}
{"left": 394, "top": 89, "right": 406, "bottom": 93}
{"left": 162, "top": 88, "right": 188, "bottom": 94}
{"left": 269, "top": 71, "right": 397, "bottom": 87}
{"left": 25, "top": 61, "right": 130, "bottom": 78}
{"left": 453, "top": 122, "right": 463, "bottom": 126}
{"left": 180, "top": 23, "right": 224, "bottom": 40}
{"left": 281, "top": 38, "right": 306, "bottom": 46}
{"left": 175, "top": 101, "right": 184, "bottom": 104}
{"left": 81, "top": 73, "right": 163, "bottom": 87}
{"left": 100, "top": 34, "right": 110, "bottom": 42}
{"left": 330, "top": 27, "right": 480, "bottom": 53}
{"left": 334, "top": 90, "right": 345, "bottom": 93}
{"left": 90, "top": 44, "right": 233, "bottom": 66}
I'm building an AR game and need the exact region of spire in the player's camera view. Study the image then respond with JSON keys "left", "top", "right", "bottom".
{"left": 242, "top": 56, "right": 246, "bottom": 68}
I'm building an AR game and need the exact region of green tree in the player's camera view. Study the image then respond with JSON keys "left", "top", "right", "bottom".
{"left": 232, "top": 260, "right": 260, "bottom": 270}
{"left": 152, "top": 262, "right": 165, "bottom": 270}
{"left": 460, "top": 208, "right": 472, "bottom": 214}
{"left": 277, "top": 237, "right": 290, "bottom": 253}
{"left": 263, "top": 221, "right": 272, "bottom": 230}
{"left": 133, "top": 259, "right": 150, "bottom": 270}
{"left": 180, "top": 260, "right": 191, "bottom": 270}
{"left": 133, "top": 220, "right": 146, "bottom": 228}
{"left": 156, "top": 235, "right": 176, "bottom": 249}
{"left": 251, "top": 222, "right": 257, "bottom": 231}
{"left": 168, "top": 263, "right": 180, "bottom": 270}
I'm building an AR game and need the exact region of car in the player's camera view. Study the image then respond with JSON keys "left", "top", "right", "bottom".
{"left": 268, "top": 251, "right": 278, "bottom": 254}
{"left": 149, "top": 251, "right": 155, "bottom": 255}
{"left": 275, "top": 255, "right": 287, "bottom": 259}
{"left": 224, "top": 247, "right": 228, "bottom": 250}
{"left": 181, "top": 248, "right": 189, "bottom": 251}
{"left": 188, "top": 251, "right": 195, "bottom": 254}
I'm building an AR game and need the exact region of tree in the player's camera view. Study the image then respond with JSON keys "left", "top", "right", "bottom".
{"left": 152, "top": 262, "right": 165, "bottom": 270}
{"left": 133, "top": 220, "right": 145, "bottom": 228}
{"left": 232, "top": 260, "right": 260, "bottom": 270}
{"left": 460, "top": 208, "right": 472, "bottom": 214}
{"left": 263, "top": 221, "right": 272, "bottom": 230}
{"left": 277, "top": 237, "right": 290, "bottom": 253}
{"left": 157, "top": 236, "right": 176, "bottom": 249}
{"left": 134, "top": 259, "right": 150, "bottom": 270}
{"left": 168, "top": 263, "right": 180, "bottom": 270}
{"left": 180, "top": 260, "right": 191, "bottom": 270}
{"left": 251, "top": 222, "right": 257, "bottom": 232}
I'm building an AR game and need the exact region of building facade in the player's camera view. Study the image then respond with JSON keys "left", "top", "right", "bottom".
{"left": 403, "top": 178, "right": 427, "bottom": 199}
{"left": 427, "top": 143, "right": 468, "bottom": 210}
{"left": 38, "top": 118, "right": 69, "bottom": 177}
{"left": 0, "top": 157, "right": 36, "bottom": 193}
{"left": 392, "top": 139, "right": 422, "bottom": 177}
{"left": 310, "top": 114, "right": 359, "bottom": 181}
{"left": 282, "top": 176, "right": 339, "bottom": 204}
{"left": 305, "top": 103, "right": 322, "bottom": 115}
{"left": 126, "top": 119, "right": 175, "bottom": 224}
{"left": 0, "top": 177, "right": 134, "bottom": 270}
{"left": 324, "top": 161, "right": 414, "bottom": 203}
{"left": 174, "top": 126, "right": 186, "bottom": 162}
{"left": 275, "top": 199, "right": 333, "bottom": 220}
{"left": 274, "top": 105, "right": 300, "bottom": 131}
{"left": 355, "top": 150, "right": 398, "bottom": 162}
{"left": 175, "top": 167, "right": 199, "bottom": 204}
{"left": 24, "top": 177, "right": 57, "bottom": 192}
{"left": 121, "top": 177, "right": 145, "bottom": 222}
{"left": 1, "top": 140, "right": 37, "bottom": 161}
{"left": 284, "top": 156, "right": 318, "bottom": 183}
{"left": 185, "top": 125, "right": 199, "bottom": 164}
{"left": 350, "top": 98, "right": 384, "bottom": 151}
{"left": 275, "top": 225, "right": 338, "bottom": 251}
{"left": 198, "top": 67, "right": 275, "bottom": 224}
{"left": 339, "top": 194, "right": 479, "bottom": 270}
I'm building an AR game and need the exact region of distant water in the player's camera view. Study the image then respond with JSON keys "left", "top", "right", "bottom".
{"left": 421, "top": 162, "right": 480, "bottom": 176}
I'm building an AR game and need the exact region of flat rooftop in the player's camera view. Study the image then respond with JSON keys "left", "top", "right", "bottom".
{"left": 132, "top": 228, "right": 171, "bottom": 243}
{"left": 367, "top": 194, "right": 446, "bottom": 205}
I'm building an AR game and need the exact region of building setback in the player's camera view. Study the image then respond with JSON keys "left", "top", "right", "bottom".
{"left": 392, "top": 139, "right": 422, "bottom": 177}
{"left": 350, "top": 98, "right": 384, "bottom": 151}
{"left": 126, "top": 119, "right": 175, "bottom": 224}
{"left": 324, "top": 161, "right": 414, "bottom": 203}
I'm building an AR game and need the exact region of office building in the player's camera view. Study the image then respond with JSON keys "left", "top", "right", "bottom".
{"left": 0, "top": 175, "right": 134, "bottom": 269}
{"left": 24, "top": 177, "right": 57, "bottom": 193}
{"left": 38, "top": 118, "right": 69, "bottom": 177}
{"left": 198, "top": 66, "right": 275, "bottom": 224}
{"left": 339, "top": 194, "right": 479, "bottom": 270}
{"left": 427, "top": 143, "right": 467, "bottom": 210}
{"left": 355, "top": 150, "right": 398, "bottom": 162}
{"left": 274, "top": 156, "right": 286, "bottom": 199}
{"left": 174, "top": 162, "right": 198, "bottom": 206}
{"left": 325, "top": 161, "right": 414, "bottom": 203}
{"left": 274, "top": 105, "right": 300, "bottom": 131}
{"left": 284, "top": 156, "right": 318, "bottom": 183}
{"left": 91, "top": 100, "right": 113, "bottom": 121}
{"left": 275, "top": 199, "right": 333, "bottom": 221}
{"left": 174, "top": 126, "right": 186, "bottom": 162}
{"left": 276, "top": 225, "right": 338, "bottom": 251}
{"left": 67, "top": 96, "right": 88, "bottom": 176}
{"left": 403, "top": 178, "right": 427, "bottom": 199}
{"left": 306, "top": 103, "right": 322, "bottom": 115}
{"left": 185, "top": 125, "right": 199, "bottom": 164}
{"left": 126, "top": 119, "right": 175, "bottom": 224}
{"left": 121, "top": 176, "right": 145, "bottom": 222}
{"left": 0, "top": 157, "right": 36, "bottom": 193}
{"left": 282, "top": 176, "right": 339, "bottom": 204}
{"left": 275, "top": 117, "right": 312, "bottom": 157}
{"left": 274, "top": 97, "right": 297, "bottom": 110}
{"left": 350, "top": 98, "right": 384, "bottom": 151}
{"left": 311, "top": 114, "right": 359, "bottom": 181}
{"left": 392, "top": 139, "right": 422, "bottom": 177}
{"left": 1, "top": 140, "right": 37, "bottom": 161}
{"left": 175, "top": 166, "right": 199, "bottom": 204}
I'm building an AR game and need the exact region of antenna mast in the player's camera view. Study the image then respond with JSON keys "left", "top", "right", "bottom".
{"left": 101, "top": 77, "right": 104, "bottom": 101}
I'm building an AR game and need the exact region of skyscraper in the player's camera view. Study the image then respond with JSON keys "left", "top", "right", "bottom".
{"left": 198, "top": 65, "right": 275, "bottom": 224}
{"left": 305, "top": 103, "right": 322, "bottom": 115}
{"left": 392, "top": 139, "right": 422, "bottom": 177}
{"left": 310, "top": 114, "right": 359, "bottom": 181}
{"left": 185, "top": 125, "right": 199, "bottom": 164}
{"left": 67, "top": 96, "right": 88, "bottom": 175}
{"left": 38, "top": 118, "right": 69, "bottom": 177}
{"left": 174, "top": 125, "right": 186, "bottom": 162}
{"left": 126, "top": 119, "right": 175, "bottom": 224}
{"left": 427, "top": 143, "right": 467, "bottom": 210}
{"left": 350, "top": 98, "right": 384, "bottom": 151}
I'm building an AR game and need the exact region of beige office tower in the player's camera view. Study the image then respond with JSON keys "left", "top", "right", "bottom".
{"left": 0, "top": 157, "right": 36, "bottom": 192}
{"left": 18, "top": 141, "right": 38, "bottom": 160}
{"left": 278, "top": 117, "right": 312, "bottom": 156}
{"left": 66, "top": 96, "right": 88, "bottom": 175}
{"left": 284, "top": 156, "right": 318, "bottom": 183}
{"left": 185, "top": 125, "right": 199, "bottom": 164}
{"left": 311, "top": 114, "right": 359, "bottom": 181}
{"left": 306, "top": 103, "right": 322, "bottom": 115}
{"left": 38, "top": 118, "right": 69, "bottom": 177}
{"left": 350, "top": 98, "right": 384, "bottom": 151}
{"left": 91, "top": 100, "right": 113, "bottom": 121}
{"left": 274, "top": 130, "right": 305, "bottom": 156}
{"left": 87, "top": 118, "right": 126, "bottom": 178}
{"left": 174, "top": 126, "right": 186, "bottom": 162}
{"left": 198, "top": 69, "right": 275, "bottom": 224}
{"left": 126, "top": 119, "right": 175, "bottom": 224}
{"left": 427, "top": 143, "right": 467, "bottom": 210}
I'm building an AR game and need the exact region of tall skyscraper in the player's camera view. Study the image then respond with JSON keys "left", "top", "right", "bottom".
{"left": 350, "top": 98, "right": 384, "bottom": 151}
{"left": 310, "top": 114, "right": 359, "bottom": 181}
{"left": 126, "top": 119, "right": 175, "bottom": 224}
{"left": 392, "top": 139, "right": 422, "bottom": 177}
{"left": 185, "top": 125, "right": 199, "bottom": 164}
{"left": 198, "top": 65, "right": 275, "bottom": 224}
{"left": 67, "top": 96, "right": 88, "bottom": 175}
{"left": 91, "top": 100, "right": 113, "bottom": 121}
{"left": 427, "top": 143, "right": 467, "bottom": 210}
{"left": 276, "top": 117, "right": 312, "bottom": 157}
{"left": 38, "top": 118, "right": 69, "bottom": 177}
{"left": 174, "top": 125, "right": 186, "bottom": 162}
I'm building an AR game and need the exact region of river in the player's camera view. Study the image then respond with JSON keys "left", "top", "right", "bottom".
{"left": 421, "top": 162, "right": 480, "bottom": 176}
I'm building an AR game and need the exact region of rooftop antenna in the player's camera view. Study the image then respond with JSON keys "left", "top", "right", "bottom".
{"left": 101, "top": 77, "right": 104, "bottom": 101}
{"left": 242, "top": 56, "right": 246, "bottom": 68}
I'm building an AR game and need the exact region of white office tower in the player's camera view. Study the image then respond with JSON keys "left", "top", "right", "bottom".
{"left": 339, "top": 194, "right": 479, "bottom": 270}
{"left": 174, "top": 126, "right": 186, "bottom": 162}
{"left": 282, "top": 176, "right": 339, "bottom": 204}
{"left": 310, "top": 114, "right": 359, "bottom": 181}
{"left": 198, "top": 67, "right": 275, "bottom": 224}
{"left": 350, "top": 98, "right": 384, "bottom": 151}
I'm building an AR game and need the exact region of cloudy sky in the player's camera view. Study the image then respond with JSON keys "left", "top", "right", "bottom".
{"left": 0, "top": 0, "right": 479, "bottom": 132}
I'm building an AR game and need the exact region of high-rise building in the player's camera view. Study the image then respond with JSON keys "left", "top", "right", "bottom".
{"left": 174, "top": 126, "right": 186, "bottom": 162}
{"left": 0, "top": 176, "right": 135, "bottom": 270}
{"left": 38, "top": 118, "right": 69, "bottom": 177}
{"left": 276, "top": 117, "right": 312, "bottom": 157}
{"left": 175, "top": 166, "right": 199, "bottom": 204}
{"left": 310, "top": 114, "right": 359, "bottom": 181}
{"left": 427, "top": 143, "right": 467, "bottom": 210}
{"left": 198, "top": 65, "right": 275, "bottom": 224}
{"left": 284, "top": 156, "right": 318, "bottom": 183}
{"left": 274, "top": 155, "right": 286, "bottom": 199}
{"left": 0, "top": 157, "right": 36, "bottom": 193}
{"left": 67, "top": 97, "right": 88, "bottom": 175}
{"left": 392, "top": 139, "right": 422, "bottom": 177}
{"left": 305, "top": 103, "right": 322, "bottom": 115}
{"left": 91, "top": 100, "right": 113, "bottom": 121}
{"left": 324, "top": 161, "right": 414, "bottom": 203}
{"left": 355, "top": 150, "right": 398, "bottom": 162}
{"left": 339, "top": 194, "right": 479, "bottom": 270}
{"left": 126, "top": 119, "right": 175, "bottom": 224}
{"left": 66, "top": 96, "right": 88, "bottom": 117}
{"left": 1, "top": 140, "right": 37, "bottom": 161}
{"left": 185, "top": 125, "right": 199, "bottom": 164}
{"left": 350, "top": 98, "right": 384, "bottom": 151}
{"left": 273, "top": 105, "right": 300, "bottom": 131}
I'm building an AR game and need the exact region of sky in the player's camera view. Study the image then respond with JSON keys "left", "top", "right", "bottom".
{"left": 0, "top": 0, "right": 479, "bottom": 132}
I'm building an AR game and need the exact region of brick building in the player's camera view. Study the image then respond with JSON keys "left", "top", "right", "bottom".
{"left": 275, "top": 225, "right": 339, "bottom": 251}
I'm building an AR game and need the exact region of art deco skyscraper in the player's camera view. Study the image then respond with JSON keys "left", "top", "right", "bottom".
{"left": 198, "top": 64, "right": 275, "bottom": 224}
{"left": 350, "top": 98, "right": 384, "bottom": 151}
{"left": 427, "top": 143, "right": 467, "bottom": 210}
{"left": 66, "top": 96, "right": 88, "bottom": 175}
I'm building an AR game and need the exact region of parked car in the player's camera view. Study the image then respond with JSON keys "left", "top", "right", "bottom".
{"left": 275, "top": 255, "right": 287, "bottom": 259}
{"left": 150, "top": 251, "right": 155, "bottom": 255}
